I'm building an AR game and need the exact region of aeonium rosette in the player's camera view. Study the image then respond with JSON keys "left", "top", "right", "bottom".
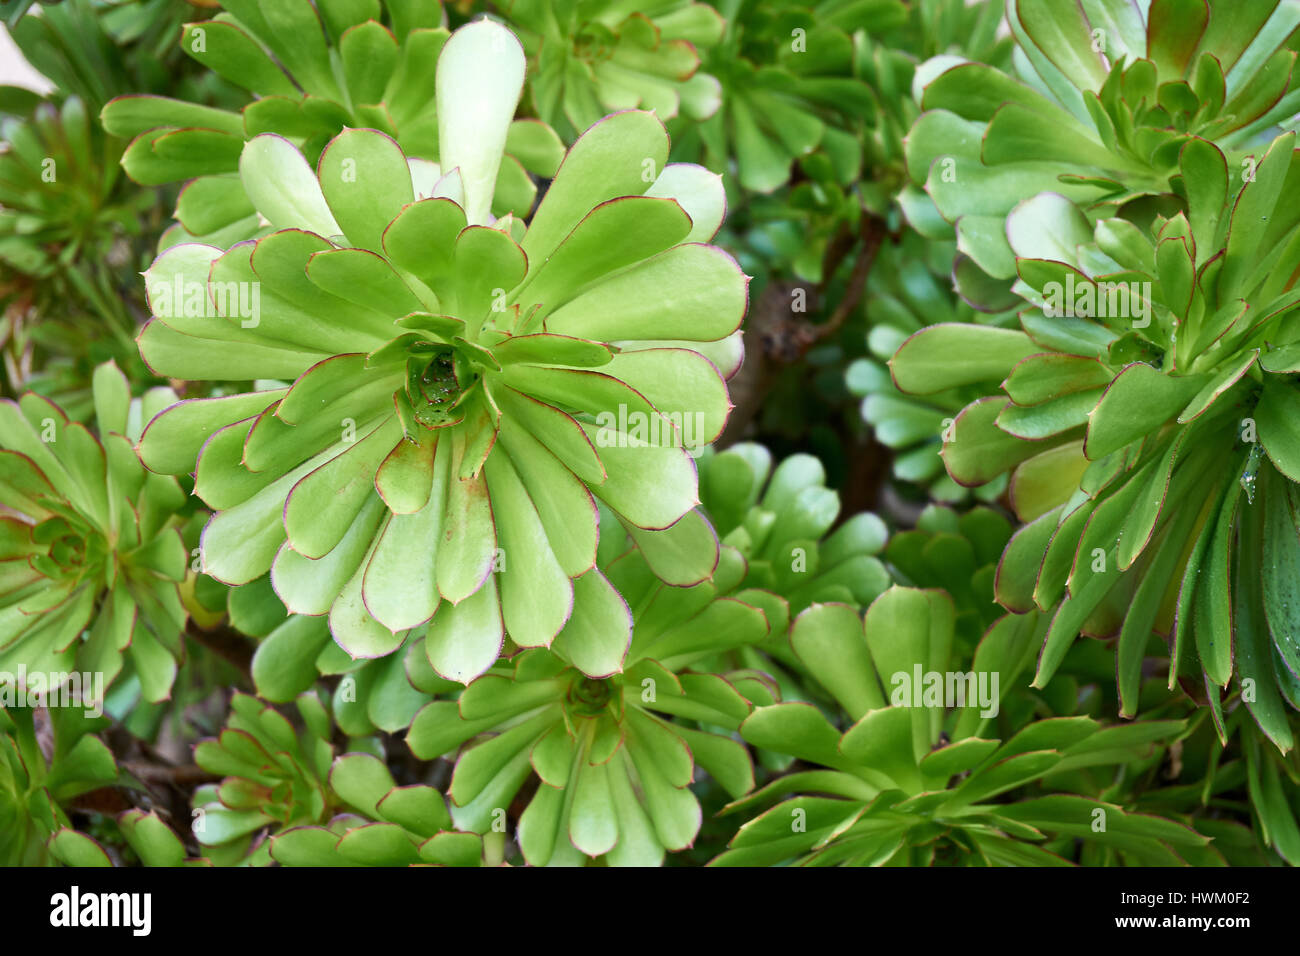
{"left": 905, "top": 0, "right": 1300, "bottom": 293}
{"left": 133, "top": 20, "right": 747, "bottom": 684}
{"left": 0, "top": 362, "right": 191, "bottom": 700}
{"left": 102, "top": 0, "right": 567, "bottom": 246}
{"left": 892, "top": 132, "right": 1300, "bottom": 750}
{"left": 405, "top": 529, "right": 782, "bottom": 867}
{"left": 505, "top": 0, "right": 726, "bottom": 142}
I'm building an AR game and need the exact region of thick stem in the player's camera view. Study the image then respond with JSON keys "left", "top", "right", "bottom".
{"left": 185, "top": 619, "right": 255, "bottom": 680}
{"left": 718, "top": 213, "right": 888, "bottom": 446}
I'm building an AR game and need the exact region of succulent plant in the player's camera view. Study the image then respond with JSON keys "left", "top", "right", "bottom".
{"left": 0, "top": 95, "right": 161, "bottom": 405}
{"left": 674, "top": 0, "right": 907, "bottom": 195}
{"left": 0, "top": 703, "right": 118, "bottom": 866}
{"left": 406, "top": 537, "right": 779, "bottom": 866}
{"left": 892, "top": 130, "right": 1300, "bottom": 749}
{"left": 681, "top": 0, "right": 1012, "bottom": 463}
{"left": 190, "top": 690, "right": 482, "bottom": 866}
{"left": 6, "top": 0, "right": 213, "bottom": 111}
{"left": 3, "top": 0, "right": 1295, "bottom": 875}
{"left": 133, "top": 20, "right": 745, "bottom": 684}
{"left": 190, "top": 690, "right": 335, "bottom": 864}
{"left": 716, "top": 590, "right": 1209, "bottom": 866}
{"left": 882, "top": 511, "right": 1193, "bottom": 765}
{"left": 1107, "top": 706, "right": 1300, "bottom": 866}
{"left": 0, "top": 361, "right": 191, "bottom": 700}
{"left": 102, "top": 0, "right": 566, "bottom": 245}
{"left": 267, "top": 762, "right": 487, "bottom": 867}
{"left": 697, "top": 442, "right": 891, "bottom": 615}
{"left": 0, "top": 0, "right": 234, "bottom": 408}
{"left": 506, "top": 0, "right": 726, "bottom": 141}
{"left": 861, "top": 0, "right": 1014, "bottom": 210}
{"left": 219, "top": 575, "right": 464, "bottom": 741}
{"left": 905, "top": 0, "right": 1300, "bottom": 287}
{"left": 115, "top": 806, "right": 194, "bottom": 867}
{"left": 701, "top": 0, "right": 1010, "bottom": 283}
{"left": 846, "top": 235, "right": 1018, "bottom": 502}
{"left": 1238, "top": 717, "right": 1300, "bottom": 863}
{"left": 884, "top": 504, "right": 1013, "bottom": 653}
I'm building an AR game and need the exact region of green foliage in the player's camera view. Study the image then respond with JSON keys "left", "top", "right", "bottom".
{"left": 1, "top": 0, "right": 1295, "bottom": 871}
{"left": 885, "top": 504, "right": 1012, "bottom": 651}
{"left": 131, "top": 24, "right": 743, "bottom": 683}
{"left": 894, "top": 127, "right": 1300, "bottom": 749}
{"left": 846, "top": 234, "right": 1018, "bottom": 501}
{"left": 7, "top": 0, "right": 211, "bottom": 110}
{"left": 190, "top": 690, "right": 482, "bottom": 866}
{"left": 190, "top": 690, "right": 335, "bottom": 864}
{"left": 718, "top": 590, "right": 1212, "bottom": 866}
{"left": 102, "top": 0, "right": 564, "bottom": 244}
{"left": 905, "top": 0, "right": 1300, "bottom": 288}
{"left": 0, "top": 362, "right": 191, "bottom": 698}
{"left": 508, "top": 0, "right": 726, "bottom": 141}
{"left": 699, "top": 442, "right": 891, "bottom": 615}
{"left": 406, "top": 536, "right": 778, "bottom": 866}
{"left": 677, "top": 0, "right": 906, "bottom": 195}
{"left": 0, "top": 703, "right": 117, "bottom": 865}
{"left": 0, "top": 96, "right": 162, "bottom": 411}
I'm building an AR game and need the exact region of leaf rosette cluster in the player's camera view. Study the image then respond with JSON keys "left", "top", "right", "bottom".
{"left": 905, "top": 0, "right": 1300, "bottom": 289}
{"left": 0, "top": 704, "right": 117, "bottom": 866}
{"left": 103, "top": 0, "right": 565, "bottom": 244}
{"left": 893, "top": 130, "right": 1300, "bottom": 750}
{"left": 506, "top": 0, "right": 727, "bottom": 141}
{"left": 698, "top": 442, "right": 891, "bottom": 615}
{"left": 134, "top": 21, "right": 746, "bottom": 686}
{"left": 1, "top": 362, "right": 190, "bottom": 699}
{"left": 717, "top": 590, "right": 1211, "bottom": 866}
{"left": 405, "top": 536, "right": 782, "bottom": 866}
{"left": 191, "top": 690, "right": 482, "bottom": 866}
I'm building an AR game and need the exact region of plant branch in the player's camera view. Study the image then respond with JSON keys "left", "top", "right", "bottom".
{"left": 121, "top": 762, "right": 221, "bottom": 786}
{"left": 718, "top": 212, "right": 888, "bottom": 445}
{"left": 185, "top": 619, "right": 255, "bottom": 680}
{"left": 812, "top": 214, "right": 887, "bottom": 344}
